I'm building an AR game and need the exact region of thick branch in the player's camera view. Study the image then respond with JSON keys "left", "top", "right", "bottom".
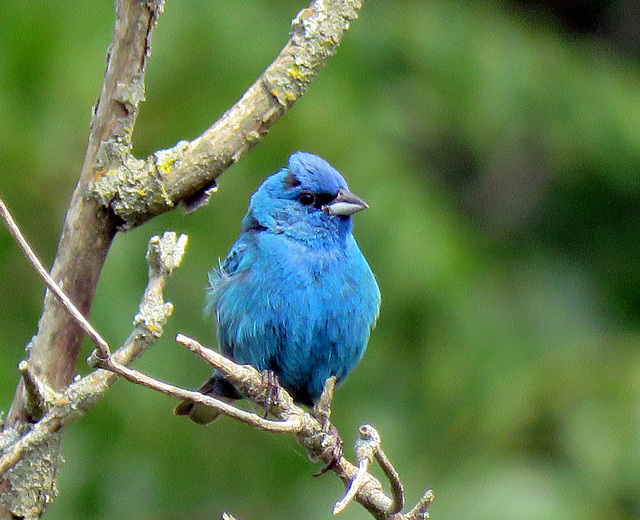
{"left": 93, "top": 0, "right": 365, "bottom": 229}
{"left": 4, "top": 0, "right": 162, "bottom": 428}
{"left": 0, "top": 3, "right": 163, "bottom": 515}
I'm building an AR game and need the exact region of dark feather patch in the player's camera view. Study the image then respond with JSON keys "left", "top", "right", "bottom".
{"left": 284, "top": 172, "right": 302, "bottom": 189}
{"left": 244, "top": 215, "right": 268, "bottom": 233}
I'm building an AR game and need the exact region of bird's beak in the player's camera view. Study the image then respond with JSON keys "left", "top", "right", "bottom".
{"left": 323, "top": 189, "right": 369, "bottom": 216}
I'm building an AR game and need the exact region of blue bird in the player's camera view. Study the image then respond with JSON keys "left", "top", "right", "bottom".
{"left": 175, "top": 152, "right": 380, "bottom": 424}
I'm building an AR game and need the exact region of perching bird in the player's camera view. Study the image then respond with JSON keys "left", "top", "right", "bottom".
{"left": 175, "top": 152, "right": 380, "bottom": 424}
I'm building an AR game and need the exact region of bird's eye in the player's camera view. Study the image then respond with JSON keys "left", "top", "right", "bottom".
{"left": 298, "top": 192, "right": 315, "bottom": 206}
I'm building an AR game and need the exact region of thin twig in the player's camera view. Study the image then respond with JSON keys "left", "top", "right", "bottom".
{"left": 17, "top": 360, "right": 61, "bottom": 421}
{"left": 334, "top": 457, "right": 371, "bottom": 515}
{"left": 93, "top": 331, "right": 433, "bottom": 520}
{"left": 173, "top": 334, "right": 423, "bottom": 520}
{"left": 375, "top": 447, "right": 404, "bottom": 514}
{"left": 0, "top": 232, "right": 186, "bottom": 478}
{"left": 334, "top": 424, "right": 380, "bottom": 515}
{"left": 406, "top": 490, "right": 435, "bottom": 520}
{"left": 91, "top": 354, "right": 301, "bottom": 433}
{"left": 313, "top": 376, "right": 337, "bottom": 432}
{"left": 0, "top": 196, "right": 111, "bottom": 358}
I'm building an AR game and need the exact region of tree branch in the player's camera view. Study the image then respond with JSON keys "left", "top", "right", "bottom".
{"left": 0, "top": 232, "right": 186, "bottom": 481}
{"left": 406, "top": 490, "right": 436, "bottom": 520}
{"left": 93, "top": 0, "right": 365, "bottom": 229}
{"left": 89, "top": 354, "right": 302, "bottom": 434}
{"left": 0, "top": 4, "right": 161, "bottom": 515}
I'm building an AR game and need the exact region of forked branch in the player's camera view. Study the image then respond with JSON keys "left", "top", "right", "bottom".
{"left": 93, "top": 0, "right": 366, "bottom": 229}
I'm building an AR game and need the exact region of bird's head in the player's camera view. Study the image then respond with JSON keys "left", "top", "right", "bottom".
{"left": 242, "top": 152, "right": 369, "bottom": 243}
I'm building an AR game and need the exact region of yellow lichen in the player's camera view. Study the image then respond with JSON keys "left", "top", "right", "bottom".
{"left": 94, "top": 167, "right": 108, "bottom": 181}
{"left": 288, "top": 66, "right": 306, "bottom": 81}
{"left": 155, "top": 156, "right": 176, "bottom": 177}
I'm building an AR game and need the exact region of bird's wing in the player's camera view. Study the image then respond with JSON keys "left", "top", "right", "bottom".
{"left": 218, "top": 240, "right": 249, "bottom": 277}
{"left": 204, "top": 237, "right": 251, "bottom": 317}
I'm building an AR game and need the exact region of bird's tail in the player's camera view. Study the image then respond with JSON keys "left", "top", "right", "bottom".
{"left": 174, "top": 375, "right": 240, "bottom": 425}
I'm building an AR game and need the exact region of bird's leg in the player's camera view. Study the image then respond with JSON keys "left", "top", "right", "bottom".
{"left": 311, "top": 377, "right": 342, "bottom": 475}
{"left": 312, "top": 376, "right": 336, "bottom": 433}
{"left": 261, "top": 369, "right": 281, "bottom": 418}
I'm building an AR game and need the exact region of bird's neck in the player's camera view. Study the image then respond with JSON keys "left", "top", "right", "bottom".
{"left": 281, "top": 216, "right": 352, "bottom": 246}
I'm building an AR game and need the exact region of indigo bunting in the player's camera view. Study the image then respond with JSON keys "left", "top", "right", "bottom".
{"left": 175, "top": 152, "right": 380, "bottom": 424}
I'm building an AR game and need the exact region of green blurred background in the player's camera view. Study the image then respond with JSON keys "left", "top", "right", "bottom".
{"left": 2, "top": 0, "right": 640, "bottom": 518}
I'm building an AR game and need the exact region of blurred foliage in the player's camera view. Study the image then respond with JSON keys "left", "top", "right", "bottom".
{"left": 1, "top": 0, "right": 640, "bottom": 519}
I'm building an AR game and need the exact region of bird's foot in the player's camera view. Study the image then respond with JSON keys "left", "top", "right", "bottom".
{"left": 261, "top": 369, "right": 281, "bottom": 418}
{"left": 313, "top": 424, "right": 343, "bottom": 476}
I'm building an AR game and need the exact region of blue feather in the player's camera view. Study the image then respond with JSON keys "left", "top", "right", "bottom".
{"left": 176, "top": 152, "right": 380, "bottom": 424}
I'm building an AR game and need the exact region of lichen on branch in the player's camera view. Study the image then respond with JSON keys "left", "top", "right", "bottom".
{"left": 92, "top": 0, "right": 365, "bottom": 229}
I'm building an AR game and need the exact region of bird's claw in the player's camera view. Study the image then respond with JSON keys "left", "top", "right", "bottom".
{"left": 313, "top": 424, "right": 343, "bottom": 476}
